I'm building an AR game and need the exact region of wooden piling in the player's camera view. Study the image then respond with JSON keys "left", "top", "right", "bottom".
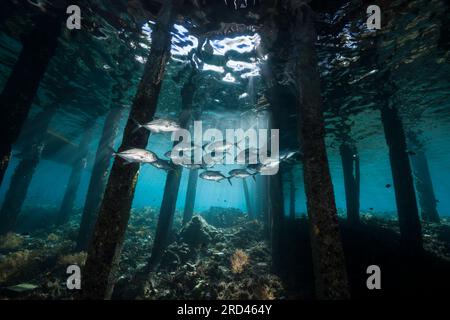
{"left": 291, "top": 3, "right": 350, "bottom": 299}
{"left": 0, "top": 14, "right": 61, "bottom": 187}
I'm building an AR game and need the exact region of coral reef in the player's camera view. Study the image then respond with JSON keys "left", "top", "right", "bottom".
{"left": 0, "top": 250, "right": 33, "bottom": 282}
{"left": 179, "top": 215, "right": 219, "bottom": 248}
{"left": 230, "top": 249, "right": 249, "bottom": 274}
{"left": 0, "top": 232, "right": 24, "bottom": 250}
{"left": 57, "top": 252, "right": 87, "bottom": 266}
{"left": 0, "top": 205, "right": 449, "bottom": 300}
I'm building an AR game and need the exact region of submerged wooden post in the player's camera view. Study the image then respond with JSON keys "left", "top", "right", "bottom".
{"left": 147, "top": 69, "right": 196, "bottom": 271}
{"left": 340, "top": 143, "right": 360, "bottom": 224}
{"left": 255, "top": 119, "right": 269, "bottom": 229}
{"left": 380, "top": 103, "right": 423, "bottom": 253}
{"left": 243, "top": 179, "right": 254, "bottom": 220}
{"left": 82, "top": 1, "right": 179, "bottom": 299}
{"left": 0, "top": 14, "right": 61, "bottom": 187}
{"left": 410, "top": 152, "right": 440, "bottom": 223}
{"left": 182, "top": 168, "right": 199, "bottom": 225}
{"left": 258, "top": 105, "right": 284, "bottom": 273}
{"left": 56, "top": 122, "right": 95, "bottom": 225}
{"left": 147, "top": 111, "right": 191, "bottom": 271}
{"left": 147, "top": 161, "right": 184, "bottom": 270}
{"left": 253, "top": 88, "right": 283, "bottom": 263}
{"left": 292, "top": 4, "right": 349, "bottom": 299}
{"left": 407, "top": 133, "right": 440, "bottom": 223}
{"left": 76, "top": 106, "right": 124, "bottom": 250}
{"left": 261, "top": 175, "right": 269, "bottom": 230}
{"left": 269, "top": 172, "right": 284, "bottom": 273}
{"left": 289, "top": 169, "right": 296, "bottom": 219}
{"left": 0, "top": 106, "right": 56, "bottom": 234}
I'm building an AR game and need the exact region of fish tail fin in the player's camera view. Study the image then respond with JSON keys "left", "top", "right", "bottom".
{"left": 227, "top": 177, "right": 233, "bottom": 186}
{"left": 130, "top": 117, "right": 142, "bottom": 134}
{"left": 108, "top": 146, "right": 117, "bottom": 157}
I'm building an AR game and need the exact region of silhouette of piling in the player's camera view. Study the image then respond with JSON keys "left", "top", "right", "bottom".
{"left": 56, "top": 122, "right": 95, "bottom": 225}
{"left": 411, "top": 152, "right": 440, "bottom": 223}
{"left": 182, "top": 169, "right": 199, "bottom": 225}
{"left": 291, "top": 4, "right": 349, "bottom": 299}
{"left": 0, "top": 14, "right": 62, "bottom": 187}
{"left": 340, "top": 143, "right": 360, "bottom": 224}
{"left": 0, "top": 106, "right": 56, "bottom": 234}
{"left": 269, "top": 172, "right": 285, "bottom": 274}
{"left": 243, "top": 179, "right": 254, "bottom": 220}
{"left": 380, "top": 103, "right": 423, "bottom": 253}
{"left": 408, "top": 133, "right": 440, "bottom": 223}
{"left": 289, "top": 168, "right": 296, "bottom": 220}
{"left": 76, "top": 106, "right": 124, "bottom": 250}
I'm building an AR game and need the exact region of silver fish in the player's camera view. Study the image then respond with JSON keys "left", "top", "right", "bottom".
{"left": 228, "top": 168, "right": 256, "bottom": 180}
{"left": 165, "top": 149, "right": 209, "bottom": 169}
{"left": 280, "top": 150, "right": 299, "bottom": 161}
{"left": 172, "top": 142, "right": 203, "bottom": 154}
{"left": 247, "top": 159, "right": 280, "bottom": 174}
{"left": 135, "top": 118, "right": 181, "bottom": 133}
{"left": 204, "top": 140, "right": 236, "bottom": 153}
{"left": 150, "top": 159, "right": 177, "bottom": 171}
{"left": 246, "top": 163, "right": 264, "bottom": 172}
{"left": 259, "top": 160, "right": 281, "bottom": 175}
{"left": 114, "top": 148, "right": 158, "bottom": 164}
{"left": 200, "top": 170, "right": 232, "bottom": 185}
{"left": 180, "top": 163, "right": 205, "bottom": 170}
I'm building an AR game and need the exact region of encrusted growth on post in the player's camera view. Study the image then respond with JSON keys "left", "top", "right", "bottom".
{"left": 290, "top": 2, "right": 350, "bottom": 299}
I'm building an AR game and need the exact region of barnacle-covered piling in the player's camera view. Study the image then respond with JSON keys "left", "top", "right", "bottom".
{"left": 291, "top": 3, "right": 350, "bottom": 299}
